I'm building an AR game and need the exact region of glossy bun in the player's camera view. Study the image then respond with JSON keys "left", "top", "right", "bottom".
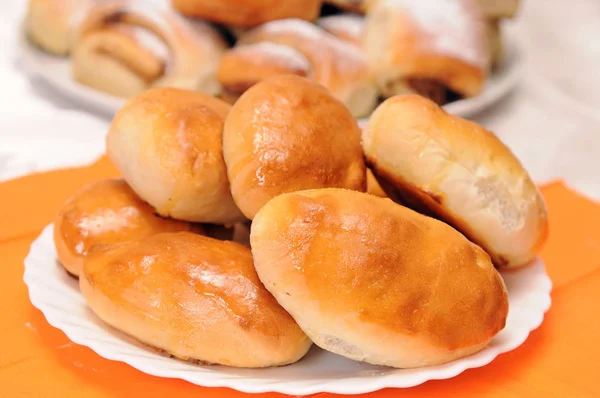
{"left": 251, "top": 188, "right": 508, "bottom": 368}
{"left": 80, "top": 232, "right": 312, "bottom": 367}
{"left": 54, "top": 179, "right": 198, "bottom": 277}
{"left": 107, "top": 88, "right": 246, "bottom": 224}
{"left": 223, "top": 75, "right": 366, "bottom": 219}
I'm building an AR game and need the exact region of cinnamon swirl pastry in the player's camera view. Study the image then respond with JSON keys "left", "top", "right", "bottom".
{"left": 364, "top": 0, "right": 490, "bottom": 105}
{"left": 217, "top": 19, "right": 377, "bottom": 118}
{"left": 71, "top": 2, "right": 227, "bottom": 98}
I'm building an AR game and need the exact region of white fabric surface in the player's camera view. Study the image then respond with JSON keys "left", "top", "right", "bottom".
{"left": 0, "top": 0, "right": 598, "bottom": 199}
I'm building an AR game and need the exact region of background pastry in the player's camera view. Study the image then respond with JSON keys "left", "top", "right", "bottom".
{"left": 217, "top": 19, "right": 378, "bottom": 117}
{"left": 171, "top": 0, "right": 323, "bottom": 27}
{"left": 223, "top": 75, "right": 366, "bottom": 219}
{"left": 363, "top": 0, "right": 490, "bottom": 105}
{"left": 362, "top": 95, "right": 548, "bottom": 268}
{"left": 27, "top": 0, "right": 94, "bottom": 55}
{"left": 317, "top": 14, "right": 364, "bottom": 47}
{"left": 53, "top": 178, "right": 198, "bottom": 277}
{"left": 72, "top": 1, "right": 227, "bottom": 98}
{"left": 107, "top": 87, "right": 246, "bottom": 224}
{"left": 80, "top": 232, "right": 312, "bottom": 368}
{"left": 251, "top": 188, "right": 508, "bottom": 368}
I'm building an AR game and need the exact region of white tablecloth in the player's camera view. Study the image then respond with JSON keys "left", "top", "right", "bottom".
{"left": 0, "top": 0, "right": 598, "bottom": 199}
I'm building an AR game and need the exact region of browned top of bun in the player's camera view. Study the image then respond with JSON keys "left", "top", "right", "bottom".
{"left": 171, "top": 0, "right": 323, "bottom": 27}
{"left": 54, "top": 179, "right": 196, "bottom": 276}
{"left": 252, "top": 189, "right": 508, "bottom": 350}
{"left": 81, "top": 232, "right": 310, "bottom": 367}
{"left": 223, "top": 75, "right": 366, "bottom": 219}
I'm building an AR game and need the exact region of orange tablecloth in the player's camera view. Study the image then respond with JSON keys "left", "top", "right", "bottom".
{"left": 1, "top": 157, "right": 599, "bottom": 398}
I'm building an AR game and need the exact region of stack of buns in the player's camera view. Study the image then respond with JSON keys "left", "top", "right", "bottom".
{"left": 53, "top": 74, "right": 546, "bottom": 369}
{"left": 26, "top": 0, "right": 519, "bottom": 117}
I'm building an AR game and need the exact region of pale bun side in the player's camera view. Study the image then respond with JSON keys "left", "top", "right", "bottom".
{"left": 53, "top": 178, "right": 197, "bottom": 277}
{"left": 106, "top": 88, "right": 246, "bottom": 224}
{"left": 80, "top": 232, "right": 312, "bottom": 368}
{"left": 363, "top": 95, "right": 548, "bottom": 268}
{"left": 250, "top": 188, "right": 508, "bottom": 368}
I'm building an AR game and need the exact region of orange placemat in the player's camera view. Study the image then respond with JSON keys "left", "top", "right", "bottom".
{"left": 1, "top": 158, "right": 599, "bottom": 398}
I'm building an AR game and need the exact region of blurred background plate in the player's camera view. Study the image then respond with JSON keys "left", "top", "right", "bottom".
{"left": 18, "top": 23, "right": 522, "bottom": 121}
{"left": 25, "top": 224, "right": 551, "bottom": 396}
{"left": 0, "top": 111, "right": 106, "bottom": 182}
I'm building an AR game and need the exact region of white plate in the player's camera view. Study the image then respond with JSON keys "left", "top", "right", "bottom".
{"left": 24, "top": 224, "right": 551, "bottom": 395}
{"left": 18, "top": 24, "right": 522, "bottom": 120}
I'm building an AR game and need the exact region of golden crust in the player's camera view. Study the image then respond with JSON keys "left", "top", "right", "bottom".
{"left": 251, "top": 188, "right": 508, "bottom": 368}
{"left": 223, "top": 75, "right": 367, "bottom": 219}
{"left": 53, "top": 179, "right": 198, "bottom": 277}
{"left": 362, "top": 95, "right": 548, "bottom": 268}
{"left": 80, "top": 232, "right": 312, "bottom": 368}
{"left": 107, "top": 88, "right": 246, "bottom": 224}
{"left": 364, "top": 0, "right": 489, "bottom": 98}
{"left": 171, "top": 0, "right": 323, "bottom": 27}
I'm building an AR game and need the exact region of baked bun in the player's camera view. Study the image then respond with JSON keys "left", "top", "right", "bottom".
{"left": 171, "top": 0, "right": 323, "bottom": 27}
{"left": 218, "top": 19, "right": 378, "bottom": 117}
{"left": 26, "top": 0, "right": 94, "bottom": 55}
{"left": 317, "top": 14, "right": 364, "bottom": 47}
{"left": 223, "top": 75, "right": 366, "bottom": 219}
{"left": 364, "top": 0, "right": 489, "bottom": 104}
{"left": 251, "top": 188, "right": 508, "bottom": 368}
{"left": 107, "top": 88, "right": 246, "bottom": 224}
{"left": 72, "top": 2, "right": 227, "bottom": 98}
{"left": 54, "top": 179, "right": 198, "bottom": 277}
{"left": 80, "top": 232, "right": 311, "bottom": 367}
{"left": 363, "top": 95, "right": 548, "bottom": 268}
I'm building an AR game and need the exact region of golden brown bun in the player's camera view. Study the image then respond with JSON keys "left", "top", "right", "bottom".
{"left": 363, "top": 0, "right": 489, "bottom": 100}
{"left": 26, "top": 0, "right": 94, "bottom": 55}
{"left": 171, "top": 0, "right": 323, "bottom": 27}
{"left": 223, "top": 75, "right": 367, "bottom": 219}
{"left": 474, "top": 0, "right": 519, "bottom": 19}
{"left": 251, "top": 188, "right": 508, "bottom": 368}
{"left": 80, "top": 232, "right": 312, "bottom": 367}
{"left": 363, "top": 95, "right": 548, "bottom": 268}
{"left": 53, "top": 179, "right": 199, "bottom": 277}
{"left": 72, "top": 2, "right": 226, "bottom": 98}
{"left": 317, "top": 14, "right": 364, "bottom": 47}
{"left": 220, "top": 19, "right": 378, "bottom": 117}
{"left": 107, "top": 88, "right": 246, "bottom": 224}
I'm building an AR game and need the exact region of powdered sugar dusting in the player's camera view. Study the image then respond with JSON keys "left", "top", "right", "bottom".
{"left": 383, "top": 0, "right": 488, "bottom": 68}
{"left": 318, "top": 15, "right": 364, "bottom": 44}
{"left": 238, "top": 42, "right": 311, "bottom": 73}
